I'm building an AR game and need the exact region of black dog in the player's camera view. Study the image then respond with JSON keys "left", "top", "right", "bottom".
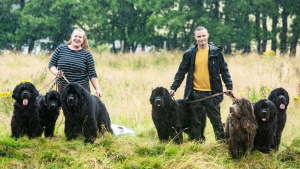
{"left": 37, "top": 90, "right": 62, "bottom": 137}
{"left": 61, "top": 82, "right": 112, "bottom": 144}
{"left": 149, "top": 87, "right": 206, "bottom": 144}
{"left": 11, "top": 82, "right": 42, "bottom": 138}
{"left": 268, "top": 87, "right": 289, "bottom": 151}
{"left": 253, "top": 99, "right": 277, "bottom": 153}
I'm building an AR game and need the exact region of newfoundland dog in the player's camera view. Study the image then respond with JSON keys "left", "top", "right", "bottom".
{"left": 37, "top": 90, "right": 62, "bottom": 137}
{"left": 225, "top": 97, "right": 258, "bottom": 159}
{"left": 253, "top": 99, "right": 277, "bottom": 153}
{"left": 11, "top": 82, "right": 43, "bottom": 138}
{"left": 268, "top": 87, "right": 289, "bottom": 151}
{"left": 149, "top": 87, "right": 206, "bottom": 144}
{"left": 61, "top": 82, "right": 112, "bottom": 144}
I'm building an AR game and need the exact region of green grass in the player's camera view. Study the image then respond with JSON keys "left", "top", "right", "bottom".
{"left": 0, "top": 51, "right": 300, "bottom": 168}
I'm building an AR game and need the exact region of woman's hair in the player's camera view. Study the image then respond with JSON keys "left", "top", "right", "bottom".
{"left": 67, "top": 28, "right": 90, "bottom": 52}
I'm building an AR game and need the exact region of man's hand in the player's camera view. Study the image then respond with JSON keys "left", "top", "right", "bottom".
{"left": 169, "top": 90, "right": 175, "bottom": 96}
{"left": 225, "top": 90, "right": 234, "bottom": 97}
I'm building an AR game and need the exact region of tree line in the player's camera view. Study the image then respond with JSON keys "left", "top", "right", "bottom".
{"left": 0, "top": 0, "right": 299, "bottom": 56}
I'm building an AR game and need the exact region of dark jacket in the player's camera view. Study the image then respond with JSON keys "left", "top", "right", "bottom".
{"left": 170, "top": 44, "right": 233, "bottom": 104}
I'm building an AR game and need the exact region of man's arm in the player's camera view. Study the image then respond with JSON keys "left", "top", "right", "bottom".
{"left": 170, "top": 52, "right": 191, "bottom": 95}
{"left": 218, "top": 50, "right": 233, "bottom": 91}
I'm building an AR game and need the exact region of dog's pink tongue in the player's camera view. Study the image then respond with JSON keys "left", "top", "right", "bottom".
{"left": 23, "top": 99, "right": 28, "bottom": 106}
{"left": 262, "top": 118, "right": 266, "bottom": 121}
{"left": 280, "top": 104, "right": 285, "bottom": 109}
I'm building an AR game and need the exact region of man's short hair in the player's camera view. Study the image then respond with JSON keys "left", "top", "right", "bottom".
{"left": 194, "top": 26, "right": 208, "bottom": 35}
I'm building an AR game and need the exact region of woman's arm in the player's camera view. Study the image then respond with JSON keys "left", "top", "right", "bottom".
{"left": 91, "top": 77, "right": 102, "bottom": 97}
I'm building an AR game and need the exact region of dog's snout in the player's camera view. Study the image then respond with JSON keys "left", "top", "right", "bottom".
{"left": 68, "top": 97, "right": 74, "bottom": 100}
{"left": 23, "top": 91, "right": 28, "bottom": 95}
{"left": 229, "top": 106, "right": 234, "bottom": 111}
{"left": 157, "top": 99, "right": 161, "bottom": 104}
{"left": 261, "top": 110, "right": 267, "bottom": 113}
{"left": 51, "top": 103, "right": 56, "bottom": 107}
{"left": 279, "top": 95, "right": 285, "bottom": 101}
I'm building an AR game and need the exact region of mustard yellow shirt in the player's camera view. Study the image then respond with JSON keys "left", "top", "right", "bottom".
{"left": 193, "top": 48, "right": 211, "bottom": 91}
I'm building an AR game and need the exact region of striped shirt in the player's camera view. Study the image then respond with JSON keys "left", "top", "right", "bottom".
{"left": 48, "top": 44, "right": 98, "bottom": 88}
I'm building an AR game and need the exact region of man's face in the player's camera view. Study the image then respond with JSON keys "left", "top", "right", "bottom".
{"left": 194, "top": 29, "right": 209, "bottom": 46}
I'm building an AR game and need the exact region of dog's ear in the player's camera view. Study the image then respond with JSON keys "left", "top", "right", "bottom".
{"left": 28, "top": 82, "right": 39, "bottom": 98}
{"left": 12, "top": 83, "right": 22, "bottom": 100}
{"left": 44, "top": 92, "right": 49, "bottom": 102}
{"left": 56, "top": 92, "right": 62, "bottom": 107}
{"left": 267, "top": 89, "right": 276, "bottom": 101}
{"left": 149, "top": 88, "right": 157, "bottom": 104}
{"left": 282, "top": 88, "right": 290, "bottom": 105}
{"left": 76, "top": 85, "right": 86, "bottom": 105}
{"left": 61, "top": 86, "right": 68, "bottom": 102}
{"left": 267, "top": 100, "right": 277, "bottom": 119}
{"left": 243, "top": 98, "right": 253, "bottom": 114}
{"left": 164, "top": 88, "right": 172, "bottom": 104}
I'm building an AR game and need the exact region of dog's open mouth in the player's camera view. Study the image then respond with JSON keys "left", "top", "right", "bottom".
{"left": 157, "top": 104, "right": 160, "bottom": 107}
{"left": 262, "top": 118, "right": 266, "bottom": 121}
{"left": 23, "top": 99, "right": 28, "bottom": 106}
{"left": 280, "top": 104, "right": 285, "bottom": 109}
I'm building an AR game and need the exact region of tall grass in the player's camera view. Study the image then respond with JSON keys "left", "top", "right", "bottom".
{"left": 0, "top": 50, "right": 300, "bottom": 168}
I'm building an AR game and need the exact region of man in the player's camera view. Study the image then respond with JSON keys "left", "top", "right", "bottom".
{"left": 169, "top": 26, "right": 233, "bottom": 142}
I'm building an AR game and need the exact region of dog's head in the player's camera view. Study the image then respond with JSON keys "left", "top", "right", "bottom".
{"left": 12, "top": 82, "right": 39, "bottom": 106}
{"left": 61, "top": 83, "right": 86, "bottom": 108}
{"left": 44, "top": 90, "right": 62, "bottom": 110}
{"left": 229, "top": 97, "right": 253, "bottom": 119}
{"left": 253, "top": 99, "right": 276, "bottom": 123}
{"left": 149, "top": 87, "right": 172, "bottom": 108}
{"left": 268, "top": 87, "right": 289, "bottom": 111}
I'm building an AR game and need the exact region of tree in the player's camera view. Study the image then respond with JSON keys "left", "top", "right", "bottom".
{"left": 0, "top": 0, "right": 19, "bottom": 50}
{"left": 288, "top": 1, "right": 300, "bottom": 57}
{"left": 15, "top": 0, "right": 81, "bottom": 53}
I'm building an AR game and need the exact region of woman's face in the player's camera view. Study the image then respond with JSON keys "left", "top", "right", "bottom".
{"left": 71, "top": 30, "right": 85, "bottom": 49}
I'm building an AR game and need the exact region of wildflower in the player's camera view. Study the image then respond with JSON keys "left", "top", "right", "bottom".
{"left": 0, "top": 92, "right": 5, "bottom": 98}
{"left": 170, "top": 55, "right": 174, "bottom": 58}
{"left": 260, "top": 55, "right": 263, "bottom": 58}
{"left": 16, "top": 79, "right": 31, "bottom": 87}
{"left": 274, "top": 56, "right": 278, "bottom": 59}
{"left": 294, "top": 96, "right": 299, "bottom": 103}
{"left": 6, "top": 92, "right": 11, "bottom": 97}
{"left": 267, "top": 87, "right": 271, "bottom": 92}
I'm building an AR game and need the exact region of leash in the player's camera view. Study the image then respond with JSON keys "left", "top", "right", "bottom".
{"left": 38, "top": 77, "right": 57, "bottom": 92}
{"left": 38, "top": 70, "right": 70, "bottom": 92}
{"left": 185, "top": 92, "right": 236, "bottom": 103}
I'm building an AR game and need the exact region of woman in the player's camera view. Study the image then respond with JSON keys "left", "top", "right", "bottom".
{"left": 48, "top": 28, "right": 102, "bottom": 97}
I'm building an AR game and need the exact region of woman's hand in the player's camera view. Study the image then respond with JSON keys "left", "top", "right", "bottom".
{"left": 57, "top": 70, "right": 64, "bottom": 78}
{"left": 96, "top": 89, "right": 102, "bottom": 97}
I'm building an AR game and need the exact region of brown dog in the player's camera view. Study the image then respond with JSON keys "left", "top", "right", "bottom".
{"left": 225, "top": 97, "right": 258, "bottom": 159}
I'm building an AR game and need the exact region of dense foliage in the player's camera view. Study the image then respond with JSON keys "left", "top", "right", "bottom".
{"left": 0, "top": 0, "right": 299, "bottom": 55}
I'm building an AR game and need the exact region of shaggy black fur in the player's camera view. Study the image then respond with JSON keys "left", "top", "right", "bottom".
{"left": 225, "top": 97, "right": 258, "bottom": 159}
{"left": 253, "top": 99, "right": 277, "bottom": 153}
{"left": 268, "top": 87, "right": 289, "bottom": 151}
{"left": 11, "top": 82, "right": 42, "bottom": 138}
{"left": 149, "top": 87, "right": 206, "bottom": 144}
{"left": 37, "top": 90, "right": 62, "bottom": 137}
{"left": 61, "top": 82, "right": 112, "bottom": 144}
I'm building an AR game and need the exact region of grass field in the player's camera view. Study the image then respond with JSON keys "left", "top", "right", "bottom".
{"left": 0, "top": 50, "right": 300, "bottom": 168}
